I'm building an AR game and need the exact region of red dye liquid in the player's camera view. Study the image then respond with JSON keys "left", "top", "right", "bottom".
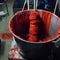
{"left": 10, "top": 10, "right": 54, "bottom": 42}
{"left": 2, "top": 33, "right": 12, "bottom": 40}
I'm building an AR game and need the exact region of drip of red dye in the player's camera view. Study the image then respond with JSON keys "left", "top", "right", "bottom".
{"left": 2, "top": 33, "right": 12, "bottom": 40}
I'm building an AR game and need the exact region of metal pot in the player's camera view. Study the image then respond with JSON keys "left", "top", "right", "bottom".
{"left": 8, "top": 10, "right": 60, "bottom": 60}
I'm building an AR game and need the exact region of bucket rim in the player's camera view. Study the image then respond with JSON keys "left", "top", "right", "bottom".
{"left": 8, "top": 9, "right": 60, "bottom": 44}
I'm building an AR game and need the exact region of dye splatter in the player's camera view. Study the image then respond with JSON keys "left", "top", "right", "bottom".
{"left": 1, "top": 32, "right": 12, "bottom": 40}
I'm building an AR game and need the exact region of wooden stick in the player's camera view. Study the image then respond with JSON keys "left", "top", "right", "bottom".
{"left": 36, "top": 0, "right": 38, "bottom": 9}
{"left": 22, "top": 0, "right": 27, "bottom": 11}
{"left": 28, "top": 0, "right": 29, "bottom": 10}
{"left": 54, "top": 0, "right": 58, "bottom": 14}
{"left": 34, "top": 0, "right": 36, "bottom": 10}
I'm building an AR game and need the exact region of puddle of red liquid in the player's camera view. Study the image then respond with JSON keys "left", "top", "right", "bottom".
{"left": 1, "top": 32, "right": 12, "bottom": 40}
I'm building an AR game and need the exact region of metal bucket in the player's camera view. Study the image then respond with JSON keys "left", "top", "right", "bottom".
{"left": 8, "top": 10, "right": 60, "bottom": 60}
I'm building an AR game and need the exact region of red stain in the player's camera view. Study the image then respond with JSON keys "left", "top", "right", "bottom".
{"left": 42, "top": 10, "right": 52, "bottom": 34}
{"left": 2, "top": 32, "right": 12, "bottom": 40}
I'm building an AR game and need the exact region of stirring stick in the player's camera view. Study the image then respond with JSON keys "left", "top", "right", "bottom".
{"left": 54, "top": 0, "right": 58, "bottom": 14}
{"left": 34, "top": 0, "right": 36, "bottom": 10}
{"left": 28, "top": 0, "right": 29, "bottom": 10}
{"left": 36, "top": 0, "right": 38, "bottom": 9}
{"left": 22, "top": 0, "right": 27, "bottom": 11}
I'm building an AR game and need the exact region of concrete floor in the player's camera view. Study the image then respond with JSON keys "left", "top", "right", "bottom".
{"left": 0, "top": 0, "right": 13, "bottom": 60}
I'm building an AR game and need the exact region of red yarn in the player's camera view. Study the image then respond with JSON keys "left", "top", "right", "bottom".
{"left": 28, "top": 11, "right": 40, "bottom": 42}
